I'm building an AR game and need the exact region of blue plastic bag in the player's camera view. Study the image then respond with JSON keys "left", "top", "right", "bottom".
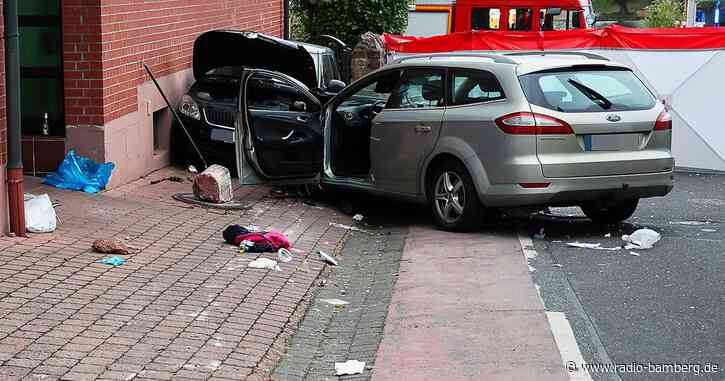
{"left": 100, "top": 256, "right": 126, "bottom": 266}
{"left": 43, "top": 150, "right": 115, "bottom": 194}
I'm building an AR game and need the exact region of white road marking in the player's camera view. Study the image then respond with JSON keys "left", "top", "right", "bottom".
{"left": 518, "top": 234, "right": 594, "bottom": 381}
{"left": 547, "top": 312, "right": 594, "bottom": 381}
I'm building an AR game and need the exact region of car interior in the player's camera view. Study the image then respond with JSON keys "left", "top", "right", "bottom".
{"left": 329, "top": 70, "right": 402, "bottom": 179}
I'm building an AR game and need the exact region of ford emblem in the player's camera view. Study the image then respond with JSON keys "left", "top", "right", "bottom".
{"left": 606, "top": 114, "right": 621, "bottom": 122}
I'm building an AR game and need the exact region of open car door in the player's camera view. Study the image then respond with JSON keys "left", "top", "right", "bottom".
{"left": 236, "top": 69, "right": 323, "bottom": 185}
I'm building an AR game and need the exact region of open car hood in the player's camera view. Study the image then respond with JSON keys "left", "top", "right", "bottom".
{"left": 193, "top": 30, "right": 318, "bottom": 89}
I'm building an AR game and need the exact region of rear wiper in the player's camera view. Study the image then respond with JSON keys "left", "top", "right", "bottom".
{"left": 567, "top": 79, "right": 612, "bottom": 110}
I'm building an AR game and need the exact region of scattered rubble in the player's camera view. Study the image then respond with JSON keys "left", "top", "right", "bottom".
{"left": 321, "top": 298, "right": 349, "bottom": 306}
{"left": 192, "top": 164, "right": 233, "bottom": 203}
{"left": 317, "top": 250, "right": 339, "bottom": 266}
{"left": 92, "top": 239, "right": 138, "bottom": 255}
{"left": 622, "top": 228, "right": 661, "bottom": 249}
{"left": 335, "top": 360, "right": 366, "bottom": 376}
{"left": 248, "top": 258, "right": 281, "bottom": 272}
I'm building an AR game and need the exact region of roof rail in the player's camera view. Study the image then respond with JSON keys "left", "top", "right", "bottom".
{"left": 504, "top": 51, "right": 610, "bottom": 61}
{"left": 392, "top": 52, "right": 517, "bottom": 65}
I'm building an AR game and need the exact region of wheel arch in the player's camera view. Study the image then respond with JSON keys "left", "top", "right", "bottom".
{"left": 420, "top": 136, "right": 491, "bottom": 203}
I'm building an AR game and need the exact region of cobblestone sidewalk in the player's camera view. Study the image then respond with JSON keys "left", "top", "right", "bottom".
{"left": 0, "top": 168, "right": 353, "bottom": 381}
{"left": 272, "top": 226, "right": 406, "bottom": 381}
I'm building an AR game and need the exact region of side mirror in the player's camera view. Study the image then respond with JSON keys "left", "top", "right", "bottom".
{"left": 293, "top": 101, "right": 307, "bottom": 112}
{"left": 546, "top": 7, "right": 562, "bottom": 16}
{"left": 326, "top": 80, "right": 347, "bottom": 94}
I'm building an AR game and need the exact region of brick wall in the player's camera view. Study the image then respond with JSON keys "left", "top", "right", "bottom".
{"left": 63, "top": 0, "right": 283, "bottom": 127}
{"left": 0, "top": 0, "right": 6, "bottom": 166}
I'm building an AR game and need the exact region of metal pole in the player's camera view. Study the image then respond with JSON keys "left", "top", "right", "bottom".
{"left": 686, "top": 0, "right": 697, "bottom": 27}
{"left": 716, "top": 0, "right": 721, "bottom": 26}
{"left": 283, "top": 0, "right": 290, "bottom": 39}
{"left": 4, "top": 0, "right": 26, "bottom": 237}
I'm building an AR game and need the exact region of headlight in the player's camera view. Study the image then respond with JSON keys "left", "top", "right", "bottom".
{"left": 179, "top": 95, "right": 200, "bottom": 120}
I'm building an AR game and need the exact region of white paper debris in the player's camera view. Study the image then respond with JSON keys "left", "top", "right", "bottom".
{"left": 329, "top": 222, "right": 370, "bottom": 233}
{"left": 335, "top": 360, "right": 366, "bottom": 376}
{"left": 248, "top": 258, "right": 281, "bottom": 271}
{"left": 670, "top": 221, "right": 711, "bottom": 226}
{"left": 566, "top": 242, "right": 620, "bottom": 251}
{"left": 317, "top": 250, "right": 338, "bottom": 266}
{"left": 629, "top": 251, "right": 641, "bottom": 257}
{"left": 321, "top": 298, "right": 349, "bottom": 306}
{"left": 622, "top": 228, "right": 661, "bottom": 249}
{"left": 604, "top": 233, "right": 612, "bottom": 238}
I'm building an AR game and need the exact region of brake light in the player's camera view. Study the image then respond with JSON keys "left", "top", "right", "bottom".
{"left": 654, "top": 110, "right": 672, "bottom": 131}
{"left": 495, "top": 112, "right": 573, "bottom": 135}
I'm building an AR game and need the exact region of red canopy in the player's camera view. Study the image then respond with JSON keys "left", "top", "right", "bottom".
{"left": 455, "top": 0, "right": 583, "bottom": 8}
{"left": 384, "top": 25, "right": 725, "bottom": 52}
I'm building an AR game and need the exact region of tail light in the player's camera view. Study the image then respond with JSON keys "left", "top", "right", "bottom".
{"left": 495, "top": 112, "right": 573, "bottom": 135}
{"left": 654, "top": 110, "right": 672, "bottom": 131}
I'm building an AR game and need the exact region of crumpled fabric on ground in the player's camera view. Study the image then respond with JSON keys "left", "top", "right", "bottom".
{"left": 223, "top": 225, "right": 291, "bottom": 253}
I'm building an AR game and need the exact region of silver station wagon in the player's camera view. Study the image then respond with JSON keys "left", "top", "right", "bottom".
{"left": 233, "top": 52, "right": 674, "bottom": 231}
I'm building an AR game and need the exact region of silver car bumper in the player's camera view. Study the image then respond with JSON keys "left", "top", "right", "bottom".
{"left": 480, "top": 171, "right": 674, "bottom": 207}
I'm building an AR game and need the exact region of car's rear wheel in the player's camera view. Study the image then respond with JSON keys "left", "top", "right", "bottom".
{"left": 581, "top": 198, "right": 639, "bottom": 224}
{"left": 428, "top": 160, "right": 484, "bottom": 232}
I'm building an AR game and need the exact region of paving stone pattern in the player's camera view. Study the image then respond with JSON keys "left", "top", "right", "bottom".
{"left": 272, "top": 227, "right": 406, "bottom": 381}
{"left": 0, "top": 168, "right": 353, "bottom": 381}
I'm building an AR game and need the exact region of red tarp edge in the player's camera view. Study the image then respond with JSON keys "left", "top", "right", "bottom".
{"left": 383, "top": 25, "right": 725, "bottom": 52}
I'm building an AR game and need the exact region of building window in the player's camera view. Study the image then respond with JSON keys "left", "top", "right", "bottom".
{"left": 472, "top": 8, "right": 501, "bottom": 30}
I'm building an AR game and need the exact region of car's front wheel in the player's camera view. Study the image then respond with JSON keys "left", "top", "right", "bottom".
{"left": 581, "top": 198, "right": 639, "bottom": 224}
{"left": 428, "top": 160, "right": 484, "bottom": 232}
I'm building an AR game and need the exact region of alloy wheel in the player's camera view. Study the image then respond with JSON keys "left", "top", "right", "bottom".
{"left": 434, "top": 171, "right": 465, "bottom": 224}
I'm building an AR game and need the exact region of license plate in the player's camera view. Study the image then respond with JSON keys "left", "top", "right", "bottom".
{"left": 210, "top": 128, "right": 234, "bottom": 143}
{"left": 584, "top": 134, "right": 640, "bottom": 151}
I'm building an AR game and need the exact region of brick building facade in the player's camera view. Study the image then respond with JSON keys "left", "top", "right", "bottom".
{"left": 1, "top": 0, "right": 284, "bottom": 234}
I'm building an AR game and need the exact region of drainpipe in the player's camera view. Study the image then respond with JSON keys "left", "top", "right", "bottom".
{"left": 283, "top": 0, "right": 290, "bottom": 39}
{"left": 4, "top": 0, "right": 26, "bottom": 237}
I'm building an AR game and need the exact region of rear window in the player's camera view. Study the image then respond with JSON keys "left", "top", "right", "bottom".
{"left": 472, "top": 8, "right": 501, "bottom": 30}
{"left": 519, "top": 68, "right": 656, "bottom": 113}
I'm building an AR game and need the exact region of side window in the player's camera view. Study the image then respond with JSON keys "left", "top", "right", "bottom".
{"left": 541, "top": 9, "right": 580, "bottom": 31}
{"left": 450, "top": 70, "right": 505, "bottom": 106}
{"left": 247, "top": 74, "right": 319, "bottom": 112}
{"left": 321, "top": 54, "right": 339, "bottom": 87}
{"left": 338, "top": 70, "right": 401, "bottom": 108}
{"left": 508, "top": 8, "right": 533, "bottom": 31}
{"left": 387, "top": 69, "right": 444, "bottom": 109}
{"left": 471, "top": 8, "right": 501, "bottom": 30}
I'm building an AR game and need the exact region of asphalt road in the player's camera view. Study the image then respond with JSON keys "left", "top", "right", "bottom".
{"left": 528, "top": 172, "right": 725, "bottom": 381}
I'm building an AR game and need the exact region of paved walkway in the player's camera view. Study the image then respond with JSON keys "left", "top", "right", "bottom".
{"left": 0, "top": 168, "right": 351, "bottom": 381}
{"left": 272, "top": 227, "right": 407, "bottom": 381}
{"left": 372, "top": 226, "right": 569, "bottom": 381}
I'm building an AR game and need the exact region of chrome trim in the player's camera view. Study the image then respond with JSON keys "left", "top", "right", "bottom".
{"left": 202, "top": 108, "right": 235, "bottom": 130}
{"left": 444, "top": 98, "right": 508, "bottom": 109}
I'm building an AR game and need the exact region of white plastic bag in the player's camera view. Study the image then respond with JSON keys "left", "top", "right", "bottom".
{"left": 24, "top": 194, "right": 57, "bottom": 233}
{"left": 622, "top": 228, "right": 661, "bottom": 249}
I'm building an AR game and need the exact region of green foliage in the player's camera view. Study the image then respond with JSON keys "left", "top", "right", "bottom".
{"left": 644, "top": 0, "right": 684, "bottom": 27}
{"left": 290, "top": 0, "right": 410, "bottom": 46}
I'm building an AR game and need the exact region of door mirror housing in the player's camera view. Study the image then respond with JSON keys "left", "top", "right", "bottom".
{"left": 293, "top": 101, "right": 307, "bottom": 112}
{"left": 325, "top": 79, "right": 347, "bottom": 94}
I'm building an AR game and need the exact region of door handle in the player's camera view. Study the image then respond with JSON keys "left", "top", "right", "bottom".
{"left": 414, "top": 125, "right": 432, "bottom": 133}
{"left": 370, "top": 136, "right": 381, "bottom": 142}
{"left": 296, "top": 116, "right": 309, "bottom": 123}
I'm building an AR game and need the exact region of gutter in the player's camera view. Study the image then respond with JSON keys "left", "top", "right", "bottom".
{"left": 283, "top": 0, "right": 290, "bottom": 39}
{"left": 4, "top": 0, "right": 26, "bottom": 237}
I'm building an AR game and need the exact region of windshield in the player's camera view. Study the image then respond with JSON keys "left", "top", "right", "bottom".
{"left": 519, "top": 68, "right": 656, "bottom": 113}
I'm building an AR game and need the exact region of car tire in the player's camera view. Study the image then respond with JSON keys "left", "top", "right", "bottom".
{"left": 581, "top": 198, "right": 639, "bottom": 224}
{"left": 427, "top": 159, "right": 485, "bottom": 232}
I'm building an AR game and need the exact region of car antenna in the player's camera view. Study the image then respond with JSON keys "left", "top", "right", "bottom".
{"left": 142, "top": 62, "right": 209, "bottom": 169}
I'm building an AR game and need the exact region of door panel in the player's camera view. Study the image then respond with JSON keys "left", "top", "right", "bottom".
{"left": 236, "top": 70, "right": 322, "bottom": 185}
{"left": 370, "top": 68, "right": 445, "bottom": 194}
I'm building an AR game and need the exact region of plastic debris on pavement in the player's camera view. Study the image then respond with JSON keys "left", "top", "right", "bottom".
{"left": 701, "top": 228, "right": 717, "bottom": 232}
{"left": 622, "top": 228, "right": 661, "bottom": 249}
{"left": 100, "top": 256, "right": 126, "bottom": 266}
{"left": 566, "top": 242, "right": 620, "bottom": 251}
{"left": 24, "top": 194, "right": 57, "bottom": 233}
{"left": 335, "top": 360, "right": 366, "bottom": 376}
{"left": 277, "top": 248, "right": 293, "bottom": 263}
{"left": 317, "top": 250, "right": 338, "bottom": 266}
{"left": 604, "top": 233, "right": 612, "bottom": 238}
{"left": 329, "top": 222, "right": 371, "bottom": 234}
{"left": 629, "top": 251, "right": 641, "bottom": 257}
{"left": 188, "top": 165, "right": 198, "bottom": 173}
{"left": 321, "top": 298, "right": 349, "bottom": 306}
{"left": 248, "top": 258, "right": 281, "bottom": 271}
{"left": 239, "top": 240, "right": 256, "bottom": 253}
{"left": 670, "top": 220, "right": 711, "bottom": 226}
{"left": 42, "top": 150, "right": 115, "bottom": 194}
{"left": 552, "top": 263, "right": 563, "bottom": 268}
{"left": 352, "top": 214, "right": 364, "bottom": 223}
